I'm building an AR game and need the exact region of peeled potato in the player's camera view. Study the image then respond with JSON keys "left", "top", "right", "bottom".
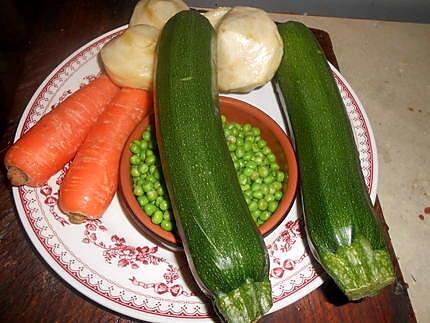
{"left": 100, "top": 24, "right": 159, "bottom": 90}
{"left": 215, "top": 7, "right": 283, "bottom": 93}
{"left": 129, "top": 0, "right": 189, "bottom": 30}
{"left": 203, "top": 7, "right": 231, "bottom": 28}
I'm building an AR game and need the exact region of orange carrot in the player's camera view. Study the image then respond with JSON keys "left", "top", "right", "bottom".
{"left": 4, "top": 75, "right": 119, "bottom": 186}
{"left": 58, "top": 88, "right": 152, "bottom": 223}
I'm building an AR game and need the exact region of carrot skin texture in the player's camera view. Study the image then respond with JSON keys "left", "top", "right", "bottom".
{"left": 4, "top": 75, "right": 119, "bottom": 186}
{"left": 58, "top": 88, "right": 152, "bottom": 221}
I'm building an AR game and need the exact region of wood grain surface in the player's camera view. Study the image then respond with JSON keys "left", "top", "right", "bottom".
{"left": 0, "top": 1, "right": 416, "bottom": 322}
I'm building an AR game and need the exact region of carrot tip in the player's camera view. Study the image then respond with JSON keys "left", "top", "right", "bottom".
{"left": 7, "top": 166, "right": 30, "bottom": 186}
{"left": 68, "top": 213, "right": 88, "bottom": 224}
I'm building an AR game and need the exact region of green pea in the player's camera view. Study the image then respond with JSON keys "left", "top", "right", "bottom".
{"left": 146, "top": 155, "right": 156, "bottom": 165}
{"left": 260, "top": 183, "right": 269, "bottom": 195}
{"left": 261, "top": 146, "right": 271, "bottom": 155}
{"left": 149, "top": 165, "right": 157, "bottom": 174}
{"left": 142, "top": 182, "right": 152, "bottom": 192}
{"left": 268, "top": 201, "right": 279, "bottom": 213}
{"left": 255, "top": 177, "right": 263, "bottom": 184}
{"left": 153, "top": 169, "right": 160, "bottom": 180}
{"left": 241, "top": 184, "right": 250, "bottom": 192}
{"left": 130, "top": 155, "right": 141, "bottom": 165}
{"left": 225, "top": 124, "right": 234, "bottom": 131}
{"left": 250, "top": 171, "right": 259, "bottom": 181}
{"left": 258, "top": 199, "right": 268, "bottom": 211}
{"left": 156, "top": 186, "right": 164, "bottom": 196}
{"left": 239, "top": 174, "right": 248, "bottom": 186}
{"left": 159, "top": 199, "right": 169, "bottom": 211}
{"left": 221, "top": 115, "right": 226, "bottom": 123}
{"left": 251, "top": 209, "right": 262, "bottom": 220}
{"left": 236, "top": 138, "right": 244, "bottom": 146}
{"left": 133, "top": 185, "right": 144, "bottom": 196}
{"left": 272, "top": 182, "right": 282, "bottom": 191}
{"left": 243, "top": 167, "right": 253, "bottom": 177}
{"left": 236, "top": 147, "right": 245, "bottom": 159}
{"left": 138, "top": 164, "right": 148, "bottom": 174}
{"left": 145, "top": 148, "right": 154, "bottom": 156}
{"left": 233, "top": 161, "right": 240, "bottom": 170}
{"left": 243, "top": 153, "right": 252, "bottom": 161}
{"left": 147, "top": 175, "right": 157, "bottom": 183}
{"left": 161, "top": 220, "right": 173, "bottom": 231}
{"left": 270, "top": 163, "right": 280, "bottom": 171}
{"left": 143, "top": 203, "right": 156, "bottom": 216}
{"left": 253, "top": 191, "right": 263, "bottom": 199}
{"left": 142, "top": 130, "right": 151, "bottom": 141}
{"left": 227, "top": 135, "right": 236, "bottom": 144}
{"left": 131, "top": 166, "right": 140, "bottom": 177}
{"left": 253, "top": 156, "right": 263, "bottom": 165}
{"left": 258, "top": 166, "right": 269, "bottom": 178}
{"left": 146, "top": 190, "right": 158, "bottom": 201}
{"left": 228, "top": 143, "right": 237, "bottom": 152}
{"left": 130, "top": 142, "right": 141, "bottom": 154}
{"left": 267, "top": 153, "right": 276, "bottom": 162}
{"left": 243, "top": 124, "right": 252, "bottom": 132}
{"left": 152, "top": 210, "right": 163, "bottom": 224}
{"left": 256, "top": 218, "right": 264, "bottom": 227}
{"left": 257, "top": 139, "right": 266, "bottom": 148}
{"left": 251, "top": 144, "right": 260, "bottom": 152}
{"left": 245, "top": 197, "right": 251, "bottom": 205}
{"left": 276, "top": 171, "right": 285, "bottom": 183}
{"left": 245, "top": 135, "right": 255, "bottom": 143}
{"left": 259, "top": 211, "right": 271, "bottom": 221}
{"left": 163, "top": 210, "right": 171, "bottom": 220}
{"left": 140, "top": 141, "right": 148, "bottom": 150}
{"left": 268, "top": 185, "right": 277, "bottom": 195}
{"left": 243, "top": 189, "right": 252, "bottom": 199}
{"left": 243, "top": 142, "right": 252, "bottom": 152}
{"left": 263, "top": 175, "right": 274, "bottom": 184}
{"left": 155, "top": 196, "right": 164, "bottom": 206}
{"left": 246, "top": 161, "right": 257, "bottom": 169}
{"left": 252, "top": 127, "right": 261, "bottom": 136}
{"left": 137, "top": 195, "right": 149, "bottom": 207}
{"left": 138, "top": 150, "right": 146, "bottom": 159}
{"left": 249, "top": 201, "right": 258, "bottom": 212}
{"left": 274, "top": 191, "right": 283, "bottom": 201}
{"left": 251, "top": 182, "right": 261, "bottom": 191}
{"left": 265, "top": 194, "right": 275, "bottom": 203}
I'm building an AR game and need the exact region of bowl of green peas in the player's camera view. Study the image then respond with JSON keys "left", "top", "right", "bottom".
{"left": 119, "top": 96, "right": 298, "bottom": 248}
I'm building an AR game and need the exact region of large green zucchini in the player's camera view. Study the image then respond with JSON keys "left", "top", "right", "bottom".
{"left": 154, "top": 10, "right": 272, "bottom": 322}
{"left": 275, "top": 21, "right": 395, "bottom": 300}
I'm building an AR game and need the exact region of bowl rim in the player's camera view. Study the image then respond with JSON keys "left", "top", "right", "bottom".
{"left": 119, "top": 95, "right": 298, "bottom": 247}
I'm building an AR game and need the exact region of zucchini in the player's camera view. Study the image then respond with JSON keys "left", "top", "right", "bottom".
{"left": 275, "top": 21, "right": 395, "bottom": 300}
{"left": 154, "top": 10, "right": 272, "bottom": 322}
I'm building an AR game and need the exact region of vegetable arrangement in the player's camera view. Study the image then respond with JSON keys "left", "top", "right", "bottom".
{"left": 275, "top": 21, "right": 395, "bottom": 300}
{"left": 130, "top": 118, "right": 286, "bottom": 232}
{"left": 4, "top": 0, "right": 396, "bottom": 320}
{"left": 154, "top": 10, "right": 272, "bottom": 322}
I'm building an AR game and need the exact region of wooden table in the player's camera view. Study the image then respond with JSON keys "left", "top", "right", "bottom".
{"left": 0, "top": 1, "right": 417, "bottom": 322}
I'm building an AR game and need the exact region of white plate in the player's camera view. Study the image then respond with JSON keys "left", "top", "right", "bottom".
{"left": 12, "top": 26, "right": 378, "bottom": 322}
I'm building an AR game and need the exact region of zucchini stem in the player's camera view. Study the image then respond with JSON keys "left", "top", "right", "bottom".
{"left": 320, "top": 235, "right": 395, "bottom": 300}
{"left": 214, "top": 278, "right": 272, "bottom": 323}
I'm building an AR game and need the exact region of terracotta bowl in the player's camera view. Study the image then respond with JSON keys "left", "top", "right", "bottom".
{"left": 119, "top": 96, "right": 298, "bottom": 249}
